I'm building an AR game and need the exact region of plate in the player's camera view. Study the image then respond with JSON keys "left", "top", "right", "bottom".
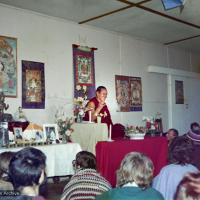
{"left": 126, "top": 132, "right": 145, "bottom": 140}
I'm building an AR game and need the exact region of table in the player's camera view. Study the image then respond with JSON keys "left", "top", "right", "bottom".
{"left": 96, "top": 136, "right": 168, "bottom": 187}
{"left": 0, "top": 143, "right": 82, "bottom": 177}
{"left": 71, "top": 123, "right": 108, "bottom": 154}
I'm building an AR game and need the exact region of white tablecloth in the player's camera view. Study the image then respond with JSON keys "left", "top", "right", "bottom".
{"left": 0, "top": 143, "right": 82, "bottom": 177}
{"left": 71, "top": 123, "right": 108, "bottom": 154}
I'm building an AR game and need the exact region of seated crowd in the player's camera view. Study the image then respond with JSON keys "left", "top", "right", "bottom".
{"left": 0, "top": 122, "right": 200, "bottom": 200}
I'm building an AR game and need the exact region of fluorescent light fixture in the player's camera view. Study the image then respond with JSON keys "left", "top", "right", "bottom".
{"left": 161, "top": 0, "right": 186, "bottom": 10}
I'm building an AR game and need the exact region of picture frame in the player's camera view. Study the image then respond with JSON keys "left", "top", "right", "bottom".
{"left": 43, "top": 124, "right": 59, "bottom": 143}
{"left": 0, "top": 122, "right": 9, "bottom": 147}
{"left": 13, "top": 127, "right": 23, "bottom": 140}
{"left": 0, "top": 35, "right": 17, "bottom": 97}
{"left": 22, "top": 60, "right": 45, "bottom": 109}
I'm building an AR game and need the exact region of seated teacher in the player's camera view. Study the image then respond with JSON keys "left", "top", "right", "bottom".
{"left": 83, "top": 86, "right": 113, "bottom": 127}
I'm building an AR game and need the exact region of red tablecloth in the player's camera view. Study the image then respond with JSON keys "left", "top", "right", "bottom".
{"left": 96, "top": 136, "right": 168, "bottom": 187}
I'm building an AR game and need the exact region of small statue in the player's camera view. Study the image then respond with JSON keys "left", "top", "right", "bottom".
{"left": 0, "top": 92, "right": 9, "bottom": 115}
{"left": 14, "top": 106, "right": 28, "bottom": 122}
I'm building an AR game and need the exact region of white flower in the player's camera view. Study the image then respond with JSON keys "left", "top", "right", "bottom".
{"left": 76, "top": 85, "right": 81, "bottom": 91}
{"left": 77, "top": 96, "right": 84, "bottom": 102}
{"left": 65, "top": 130, "right": 71, "bottom": 136}
{"left": 79, "top": 109, "right": 84, "bottom": 116}
{"left": 83, "top": 85, "right": 87, "bottom": 91}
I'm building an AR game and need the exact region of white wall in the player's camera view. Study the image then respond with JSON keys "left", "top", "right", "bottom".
{"left": 0, "top": 4, "right": 199, "bottom": 133}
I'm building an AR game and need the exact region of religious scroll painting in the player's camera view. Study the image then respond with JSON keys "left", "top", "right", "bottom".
{"left": 0, "top": 36, "right": 17, "bottom": 97}
{"left": 115, "top": 75, "right": 130, "bottom": 112}
{"left": 130, "top": 77, "right": 142, "bottom": 111}
{"left": 175, "top": 80, "right": 184, "bottom": 104}
{"left": 73, "top": 44, "right": 96, "bottom": 101}
{"left": 115, "top": 75, "right": 142, "bottom": 112}
{"left": 22, "top": 60, "right": 45, "bottom": 109}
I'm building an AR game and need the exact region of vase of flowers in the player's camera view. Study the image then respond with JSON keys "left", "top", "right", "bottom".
{"left": 142, "top": 112, "right": 162, "bottom": 136}
{"left": 55, "top": 110, "right": 74, "bottom": 143}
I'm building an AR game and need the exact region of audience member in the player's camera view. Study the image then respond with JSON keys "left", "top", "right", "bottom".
{"left": 186, "top": 123, "right": 200, "bottom": 170}
{"left": 174, "top": 172, "right": 200, "bottom": 200}
{"left": 61, "top": 151, "right": 111, "bottom": 200}
{"left": 8, "top": 147, "right": 47, "bottom": 200}
{"left": 190, "top": 122, "right": 200, "bottom": 133}
{"left": 165, "top": 128, "right": 179, "bottom": 145}
{"left": 96, "top": 152, "right": 164, "bottom": 200}
{"left": 152, "top": 136, "right": 198, "bottom": 200}
{"left": 0, "top": 151, "right": 15, "bottom": 190}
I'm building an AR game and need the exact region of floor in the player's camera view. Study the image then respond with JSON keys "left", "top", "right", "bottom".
{"left": 42, "top": 177, "right": 70, "bottom": 200}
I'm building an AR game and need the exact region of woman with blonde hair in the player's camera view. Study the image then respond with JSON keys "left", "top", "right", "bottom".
{"left": 96, "top": 152, "right": 164, "bottom": 200}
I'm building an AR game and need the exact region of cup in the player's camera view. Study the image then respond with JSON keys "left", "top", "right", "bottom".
{"left": 97, "top": 116, "right": 101, "bottom": 123}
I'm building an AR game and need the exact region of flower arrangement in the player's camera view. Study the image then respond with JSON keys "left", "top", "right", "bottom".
{"left": 142, "top": 112, "right": 162, "bottom": 130}
{"left": 55, "top": 111, "right": 74, "bottom": 142}
{"left": 125, "top": 125, "right": 145, "bottom": 134}
{"left": 74, "top": 85, "right": 89, "bottom": 121}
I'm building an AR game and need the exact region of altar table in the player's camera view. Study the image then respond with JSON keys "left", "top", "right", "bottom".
{"left": 96, "top": 137, "right": 168, "bottom": 187}
{"left": 0, "top": 143, "right": 82, "bottom": 177}
{"left": 71, "top": 123, "right": 108, "bottom": 154}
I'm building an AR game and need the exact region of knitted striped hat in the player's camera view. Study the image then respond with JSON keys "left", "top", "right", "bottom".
{"left": 187, "top": 130, "right": 200, "bottom": 142}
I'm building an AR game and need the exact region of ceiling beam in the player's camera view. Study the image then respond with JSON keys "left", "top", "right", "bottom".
{"left": 79, "top": 0, "right": 151, "bottom": 24}
{"left": 164, "top": 34, "right": 200, "bottom": 45}
{"left": 117, "top": 0, "right": 200, "bottom": 29}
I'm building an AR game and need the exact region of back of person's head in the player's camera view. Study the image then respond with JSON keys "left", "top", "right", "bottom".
{"left": 174, "top": 172, "right": 200, "bottom": 200}
{"left": 75, "top": 151, "right": 96, "bottom": 170}
{"left": 0, "top": 151, "right": 16, "bottom": 178}
{"left": 168, "top": 128, "right": 179, "bottom": 137}
{"left": 9, "top": 147, "right": 46, "bottom": 190}
{"left": 190, "top": 122, "right": 200, "bottom": 132}
{"left": 117, "top": 152, "right": 154, "bottom": 188}
{"left": 169, "top": 136, "right": 194, "bottom": 165}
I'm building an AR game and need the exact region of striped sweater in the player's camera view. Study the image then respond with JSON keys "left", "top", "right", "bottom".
{"left": 60, "top": 168, "right": 111, "bottom": 200}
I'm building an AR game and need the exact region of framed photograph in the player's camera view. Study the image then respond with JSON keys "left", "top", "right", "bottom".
{"left": 43, "top": 124, "right": 59, "bottom": 142}
{"left": 0, "top": 122, "right": 9, "bottom": 147}
{"left": 22, "top": 60, "right": 45, "bottom": 109}
{"left": 0, "top": 35, "right": 17, "bottom": 97}
{"left": 23, "top": 128, "right": 45, "bottom": 143}
{"left": 13, "top": 127, "right": 23, "bottom": 140}
{"left": 175, "top": 80, "right": 184, "bottom": 104}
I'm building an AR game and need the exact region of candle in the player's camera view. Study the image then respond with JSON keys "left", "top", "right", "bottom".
{"left": 89, "top": 111, "right": 92, "bottom": 123}
{"left": 108, "top": 125, "right": 112, "bottom": 140}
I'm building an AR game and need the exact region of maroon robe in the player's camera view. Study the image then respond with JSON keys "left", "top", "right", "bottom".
{"left": 83, "top": 97, "right": 113, "bottom": 126}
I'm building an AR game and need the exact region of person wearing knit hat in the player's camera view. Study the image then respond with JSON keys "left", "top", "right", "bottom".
{"left": 186, "top": 122, "right": 200, "bottom": 170}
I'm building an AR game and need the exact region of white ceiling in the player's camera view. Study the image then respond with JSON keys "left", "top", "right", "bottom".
{"left": 0, "top": 0, "right": 199, "bottom": 53}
